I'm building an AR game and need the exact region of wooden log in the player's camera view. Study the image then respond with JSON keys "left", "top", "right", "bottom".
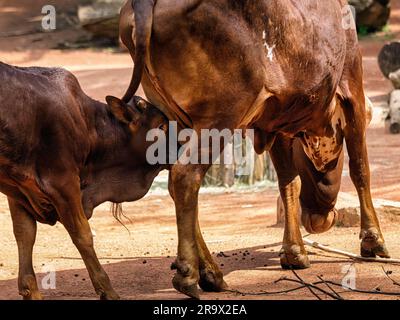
{"left": 387, "top": 90, "right": 400, "bottom": 134}
{"left": 389, "top": 69, "right": 400, "bottom": 90}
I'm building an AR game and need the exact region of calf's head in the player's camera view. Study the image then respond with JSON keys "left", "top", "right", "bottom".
{"left": 106, "top": 95, "right": 168, "bottom": 162}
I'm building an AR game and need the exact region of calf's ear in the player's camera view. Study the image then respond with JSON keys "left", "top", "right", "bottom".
{"left": 106, "top": 96, "right": 134, "bottom": 124}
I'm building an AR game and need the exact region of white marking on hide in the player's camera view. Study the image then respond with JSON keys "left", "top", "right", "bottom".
{"left": 263, "top": 31, "right": 275, "bottom": 62}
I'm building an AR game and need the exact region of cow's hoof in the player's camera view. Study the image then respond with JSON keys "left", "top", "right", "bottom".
{"left": 20, "top": 290, "right": 43, "bottom": 300}
{"left": 19, "top": 275, "right": 43, "bottom": 300}
{"left": 280, "top": 245, "right": 310, "bottom": 270}
{"left": 172, "top": 274, "right": 200, "bottom": 299}
{"left": 199, "top": 268, "right": 228, "bottom": 292}
{"left": 301, "top": 208, "right": 337, "bottom": 234}
{"left": 100, "top": 290, "right": 120, "bottom": 300}
{"left": 360, "top": 229, "right": 390, "bottom": 258}
{"left": 171, "top": 259, "right": 200, "bottom": 299}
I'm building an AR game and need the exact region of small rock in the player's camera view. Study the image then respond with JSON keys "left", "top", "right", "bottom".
{"left": 336, "top": 207, "right": 360, "bottom": 227}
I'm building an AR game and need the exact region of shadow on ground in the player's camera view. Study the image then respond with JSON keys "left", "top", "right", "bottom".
{"left": 0, "top": 242, "right": 366, "bottom": 300}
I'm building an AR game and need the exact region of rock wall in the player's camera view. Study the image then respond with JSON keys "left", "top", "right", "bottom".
{"left": 78, "top": 0, "right": 125, "bottom": 40}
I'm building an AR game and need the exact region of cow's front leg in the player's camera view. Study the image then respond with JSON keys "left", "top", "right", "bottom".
{"left": 270, "top": 135, "right": 310, "bottom": 269}
{"left": 168, "top": 171, "right": 226, "bottom": 294}
{"left": 169, "top": 163, "right": 213, "bottom": 299}
{"left": 9, "top": 198, "right": 43, "bottom": 300}
{"left": 342, "top": 97, "right": 390, "bottom": 258}
{"left": 49, "top": 175, "right": 120, "bottom": 300}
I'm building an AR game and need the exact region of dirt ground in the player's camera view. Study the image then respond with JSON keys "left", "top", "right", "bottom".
{"left": 1, "top": 1, "right": 400, "bottom": 300}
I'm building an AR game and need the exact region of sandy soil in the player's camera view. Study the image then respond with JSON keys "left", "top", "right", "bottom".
{"left": 1, "top": 1, "right": 400, "bottom": 300}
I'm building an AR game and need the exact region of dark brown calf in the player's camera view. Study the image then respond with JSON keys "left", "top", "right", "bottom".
{"left": 0, "top": 62, "right": 168, "bottom": 299}
{"left": 120, "top": 0, "right": 389, "bottom": 299}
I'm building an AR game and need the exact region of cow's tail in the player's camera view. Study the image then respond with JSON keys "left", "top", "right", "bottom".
{"left": 122, "top": 0, "right": 156, "bottom": 103}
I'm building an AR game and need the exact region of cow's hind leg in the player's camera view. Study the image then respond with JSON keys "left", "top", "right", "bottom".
{"left": 168, "top": 169, "right": 227, "bottom": 294}
{"left": 270, "top": 135, "right": 310, "bottom": 269}
{"left": 48, "top": 175, "right": 120, "bottom": 299}
{"left": 8, "top": 198, "right": 42, "bottom": 300}
{"left": 341, "top": 56, "right": 389, "bottom": 258}
{"left": 169, "top": 163, "right": 217, "bottom": 299}
{"left": 196, "top": 219, "right": 228, "bottom": 292}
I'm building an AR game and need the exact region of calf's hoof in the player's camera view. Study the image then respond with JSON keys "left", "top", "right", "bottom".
{"left": 199, "top": 268, "right": 228, "bottom": 292}
{"left": 301, "top": 208, "right": 337, "bottom": 234}
{"left": 99, "top": 290, "right": 120, "bottom": 300}
{"left": 280, "top": 245, "right": 310, "bottom": 270}
{"left": 360, "top": 229, "right": 390, "bottom": 259}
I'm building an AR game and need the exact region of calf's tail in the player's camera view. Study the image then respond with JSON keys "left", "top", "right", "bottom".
{"left": 122, "top": 0, "right": 156, "bottom": 103}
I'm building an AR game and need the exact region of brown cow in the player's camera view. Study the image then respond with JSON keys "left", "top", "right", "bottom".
{"left": 120, "top": 0, "right": 390, "bottom": 299}
{"left": 0, "top": 62, "right": 168, "bottom": 299}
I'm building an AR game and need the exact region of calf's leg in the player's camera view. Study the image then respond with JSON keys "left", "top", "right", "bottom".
{"left": 9, "top": 198, "right": 42, "bottom": 300}
{"left": 270, "top": 135, "right": 310, "bottom": 269}
{"left": 49, "top": 175, "right": 119, "bottom": 299}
